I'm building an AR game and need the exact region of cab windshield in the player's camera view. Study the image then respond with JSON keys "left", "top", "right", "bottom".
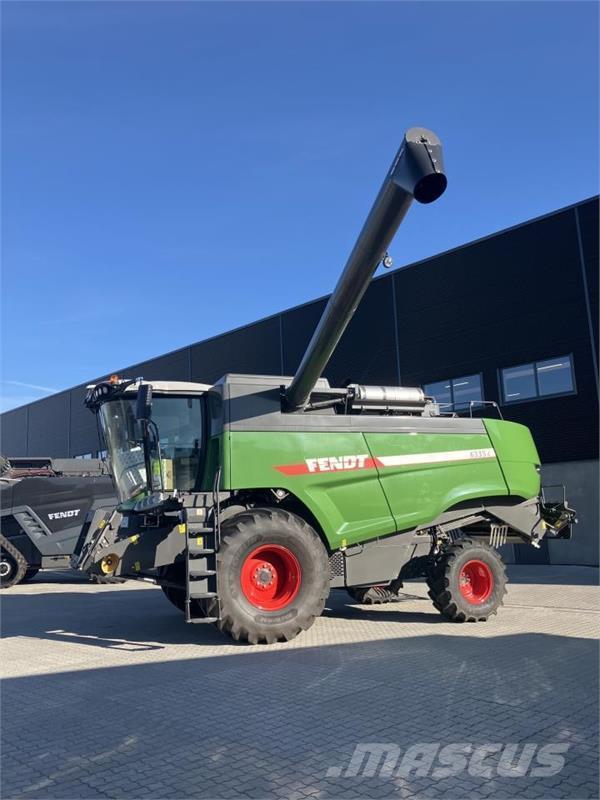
{"left": 98, "top": 395, "right": 204, "bottom": 503}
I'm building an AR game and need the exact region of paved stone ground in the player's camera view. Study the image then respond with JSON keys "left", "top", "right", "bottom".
{"left": 1, "top": 566, "right": 598, "bottom": 800}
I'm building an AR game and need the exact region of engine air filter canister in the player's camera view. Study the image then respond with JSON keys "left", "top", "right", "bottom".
{"left": 349, "top": 385, "right": 426, "bottom": 407}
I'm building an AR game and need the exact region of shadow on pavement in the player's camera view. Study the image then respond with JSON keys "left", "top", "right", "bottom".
{"left": 1, "top": 630, "right": 598, "bottom": 799}
{"left": 3, "top": 569, "right": 597, "bottom": 652}
{"left": 0, "top": 586, "right": 445, "bottom": 650}
{"left": 24, "top": 569, "right": 92, "bottom": 585}
{"left": 506, "top": 565, "right": 599, "bottom": 586}
{"left": 0, "top": 587, "right": 229, "bottom": 649}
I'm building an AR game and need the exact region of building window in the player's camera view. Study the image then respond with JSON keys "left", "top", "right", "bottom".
{"left": 75, "top": 453, "right": 93, "bottom": 460}
{"left": 500, "top": 355, "right": 575, "bottom": 403}
{"left": 97, "top": 450, "right": 108, "bottom": 460}
{"left": 423, "top": 374, "right": 483, "bottom": 410}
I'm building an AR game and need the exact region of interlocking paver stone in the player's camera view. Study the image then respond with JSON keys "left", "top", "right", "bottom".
{"left": 1, "top": 565, "right": 598, "bottom": 799}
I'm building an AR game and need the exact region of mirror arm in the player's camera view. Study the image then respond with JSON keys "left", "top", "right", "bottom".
{"left": 140, "top": 419, "right": 154, "bottom": 497}
{"left": 148, "top": 419, "right": 164, "bottom": 493}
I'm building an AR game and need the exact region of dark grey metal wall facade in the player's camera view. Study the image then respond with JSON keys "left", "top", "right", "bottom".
{"left": 2, "top": 197, "right": 598, "bottom": 465}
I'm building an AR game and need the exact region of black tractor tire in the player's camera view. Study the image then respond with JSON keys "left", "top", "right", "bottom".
{"left": 427, "top": 537, "right": 507, "bottom": 622}
{"left": 348, "top": 580, "right": 404, "bottom": 605}
{"left": 159, "top": 564, "right": 205, "bottom": 617}
{"left": 161, "top": 584, "right": 186, "bottom": 612}
{"left": 209, "top": 507, "right": 330, "bottom": 644}
{"left": 0, "top": 545, "right": 27, "bottom": 589}
{"left": 20, "top": 567, "right": 40, "bottom": 583}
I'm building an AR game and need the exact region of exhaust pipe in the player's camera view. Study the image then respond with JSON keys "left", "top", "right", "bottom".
{"left": 284, "top": 128, "right": 447, "bottom": 412}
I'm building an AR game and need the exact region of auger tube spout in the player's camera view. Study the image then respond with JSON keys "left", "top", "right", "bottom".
{"left": 283, "top": 127, "right": 447, "bottom": 412}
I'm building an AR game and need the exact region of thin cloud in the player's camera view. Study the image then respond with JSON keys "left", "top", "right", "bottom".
{"left": 2, "top": 380, "right": 57, "bottom": 394}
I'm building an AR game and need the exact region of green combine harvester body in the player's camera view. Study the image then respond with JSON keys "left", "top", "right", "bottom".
{"left": 224, "top": 412, "right": 541, "bottom": 546}
{"left": 75, "top": 128, "right": 575, "bottom": 643}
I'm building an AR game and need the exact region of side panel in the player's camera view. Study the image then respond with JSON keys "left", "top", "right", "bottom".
{"left": 364, "top": 431, "right": 509, "bottom": 532}
{"left": 8, "top": 476, "right": 117, "bottom": 556}
{"left": 483, "top": 419, "right": 541, "bottom": 499}
{"left": 228, "top": 431, "right": 395, "bottom": 547}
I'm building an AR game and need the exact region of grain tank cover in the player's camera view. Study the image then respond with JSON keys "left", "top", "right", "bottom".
{"left": 284, "top": 127, "right": 446, "bottom": 412}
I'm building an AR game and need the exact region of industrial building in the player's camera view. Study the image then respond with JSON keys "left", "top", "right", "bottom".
{"left": 2, "top": 196, "right": 598, "bottom": 566}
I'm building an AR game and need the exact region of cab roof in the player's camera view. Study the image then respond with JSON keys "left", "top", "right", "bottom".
{"left": 86, "top": 380, "right": 211, "bottom": 395}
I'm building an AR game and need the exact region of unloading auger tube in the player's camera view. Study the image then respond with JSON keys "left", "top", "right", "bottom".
{"left": 283, "top": 127, "right": 447, "bottom": 412}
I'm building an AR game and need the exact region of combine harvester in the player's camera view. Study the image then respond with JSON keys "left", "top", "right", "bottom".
{"left": 74, "top": 128, "right": 575, "bottom": 643}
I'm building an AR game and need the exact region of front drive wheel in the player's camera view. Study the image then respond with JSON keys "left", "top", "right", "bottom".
{"left": 210, "top": 508, "right": 330, "bottom": 644}
{"left": 159, "top": 564, "right": 205, "bottom": 617}
{"left": 161, "top": 584, "right": 206, "bottom": 618}
{"left": 427, "top": 538, "right": 507, "bottom": 622}
{"left": 161, "top": 584, "right": 187, "bottom": 612}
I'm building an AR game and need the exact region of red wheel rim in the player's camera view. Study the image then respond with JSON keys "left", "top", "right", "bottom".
{"left": 240, "top": 544, "right": 302, "bottom": 611}
{"left": 459, "top": 559, "right": 494, "bottom": 604}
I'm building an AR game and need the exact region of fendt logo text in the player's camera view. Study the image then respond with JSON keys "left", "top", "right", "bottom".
{"left": 276, "top": 454, "right": 373, "bottom": 475}
{"left": 306, "top": 454, "right": 371, "bottom": 472}
{"left": 48, "top": 509, "right": 81, "bottom": 520}
{"left": 275, "top": 448, "right": 497, "bottom": 476}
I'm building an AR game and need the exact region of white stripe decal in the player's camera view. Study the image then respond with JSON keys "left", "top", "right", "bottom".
{"left": 376, "top": 448, "right": 496, "bottom": 468}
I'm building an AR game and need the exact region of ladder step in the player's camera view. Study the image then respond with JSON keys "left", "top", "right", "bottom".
{"left": 188, "top": 590, "right": 218, "bottom": 599}
{"left": 188, "top": 568, "right": 217, "bottom": 578}
{"left": 187, "top": 532, "right": 216, "bottom": 552}
{"left": 188, "top": 539, "right": 216, "bottom": 553}
{"left": 186, "top": 509, "right": 219, "bottom": 616}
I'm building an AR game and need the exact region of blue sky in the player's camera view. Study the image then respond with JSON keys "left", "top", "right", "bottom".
{"left": 1, "top": 1, "right": 598, "bottom": 412}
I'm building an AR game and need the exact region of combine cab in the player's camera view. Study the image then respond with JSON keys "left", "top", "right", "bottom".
{"left": 74, "top": 128, "right": 575, "bottom": 643}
